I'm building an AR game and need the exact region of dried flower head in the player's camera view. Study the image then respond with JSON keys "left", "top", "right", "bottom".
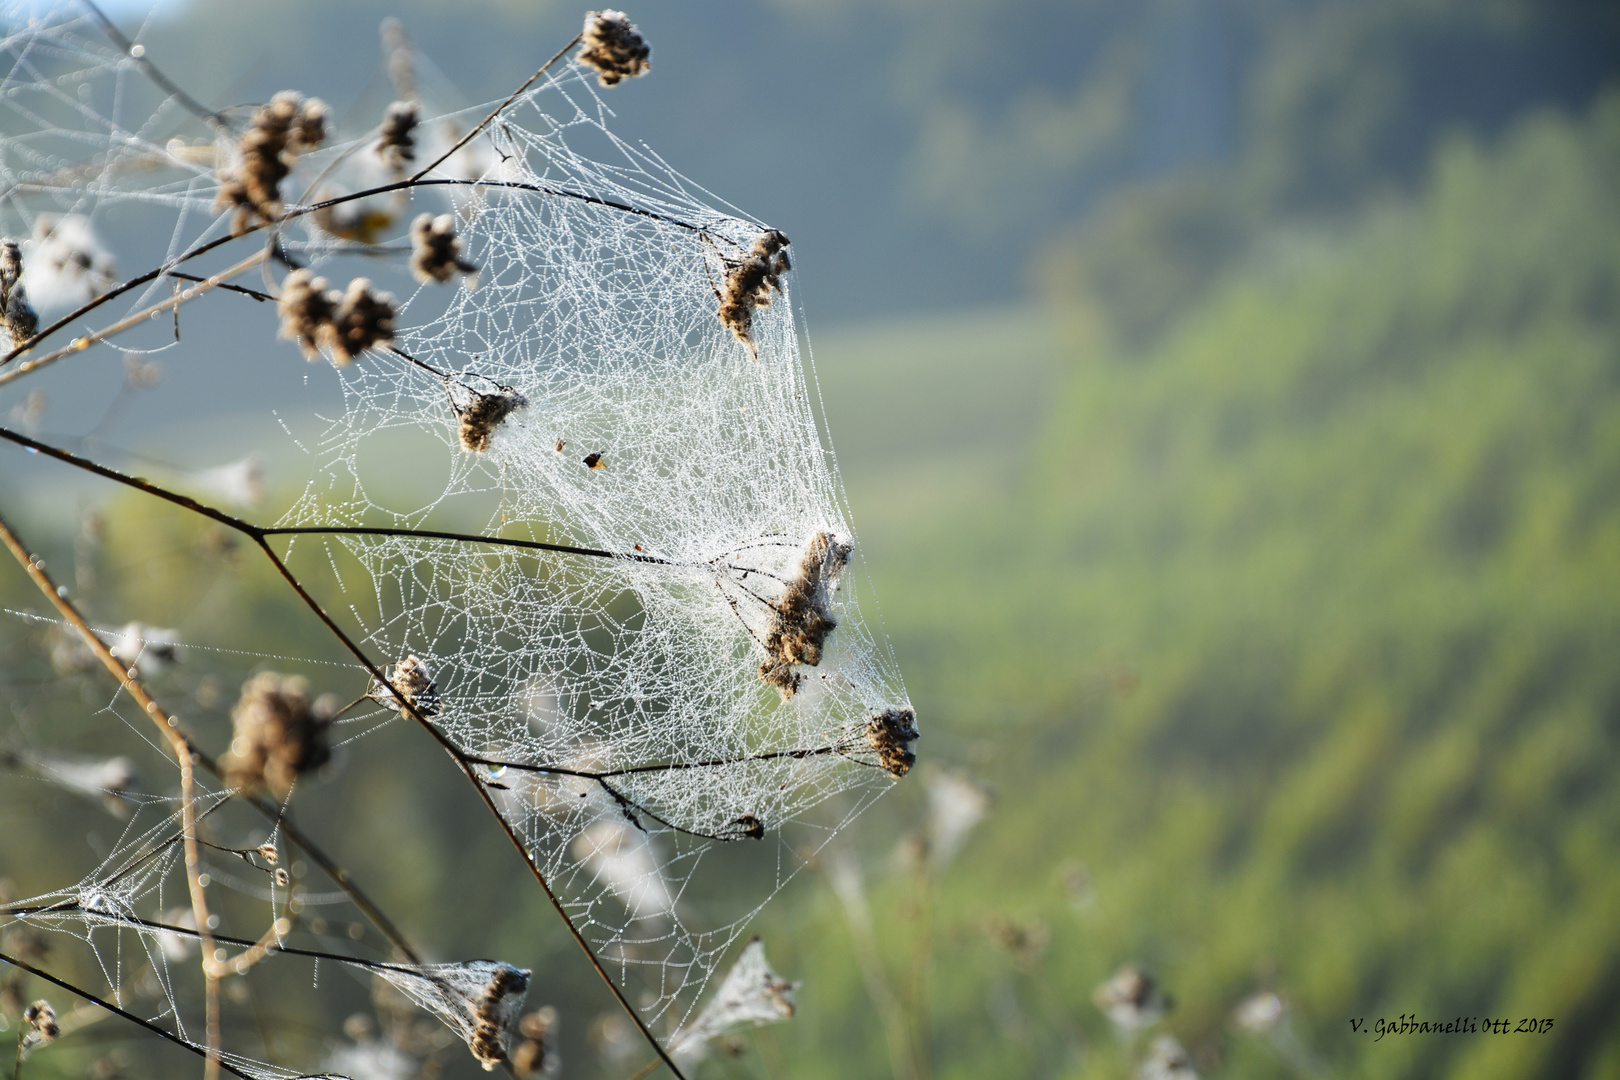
{"left": 1093, "top": 963, "right": 1172, "bottom": 1032}
{"left": 717, "top": 230, "right": 790, "bottom": 350}
{"left": 369, "top": 655, "right": 442, "bottom": 717}
{"left": 409, "top": 213, "right": 479, "bottom": 285}
{"left": 865, "top": 705, "right": 919, "bottom": 777}
{"left": 219, "top": 671, "right": 332, "bottom": 794}
{"left": 377, "top": 100, "right": 419, "bottom": 172}
{"left": 1232, "top": 990, "right": 1286, "bottom": 1035}
{"left": 577, "top": 10, "right": 651, "bottom": 86}
{"left": 21, "top": 999, "right": 59, "bottom": 1053}
{"left": 276, "top": 269, "right": 336, "bottom": 358}
{"left": 26, "top": 214, "right": 117, "bottom": 311}
{"left": 273, "top": 867, "right": 290, "bottom": 888}
{"left": 215, "top": 90, "right": 329, "bottom": 234}
{"left": 1137, "top": 1034, "right": 1198, "bottom": 1080}
{"left": 671, "top": 937, "right": 796, "bottom": 1061}
{"left": 106, "top": 621, "right": 181, "bottom": 675}
{"left": 758, "top": 530, "right": 850, "bottom": 699}
{"left": 442, "top": 372, "right": 527, "bottom": 452}
{"left": 277, "top": 270, "right": 395, "bottom": 364}
{"left": 509, "top": 1007, "right": 558, "bottom": 1079}
{"left": 1, "top": 238, "right": 38, "bottom": 350}
{"left": 328, "top": 277, "right": 397, "bottom": 362}
{"left": 983, "top": 913, "right": 1050, "bottom": 969}
{"left": 467, "top": 963, "right": 531, "bottom": 1070}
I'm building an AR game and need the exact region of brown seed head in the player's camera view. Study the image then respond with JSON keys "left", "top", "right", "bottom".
{"left": 865, "top": 705, "right": 919, "bottom": 777}
{"left": 276, "top": 269, "right": 337, "bottom": 358}
{"left": 214, "top": 91, "right": 328, "bottom": 235}
{"left": 757, "top": 530, "right": 849, "bottom": 700}
{"left": 457, "top": 387, "right": 526, "bottom": 453}
{"left": 326, "top": 277, "right": 396, "bottom": 362}
{"left": 377, "top": 100, "right": 419, "bottom": 172}
{"left": 1, "top": 239, "right": 37, "bottom": 350}
{"left": 22, "top": 999, "right": 58, "bottom": 1047}
{"left": 468, "top": 964, "right": 531, "bottom": 1070}
{"left": 717, "top": 229, "right": 790, "bottom": 350}
{"left": 409, "top": 213, "right": 479, "bottom": 285}
{"left": 577, "top": 10, "right": 651, "bottom": 86}
{"left": 219, "top": 671, "right": 331, "bottom": 795}
{"left": 370, "top": 654, "right": 443, "bottom": 716}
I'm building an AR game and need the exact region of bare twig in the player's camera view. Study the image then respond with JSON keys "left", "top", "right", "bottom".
{"left": 0, "top": 511, "right": 222, "bottom": 1078}
{"left": 0, "top": 950, "right": 254, "bottom": 1079}
{"left": 0, "top": 249, "right": 268, "bottom": 388}
{"left": 407, "top": 34, "right": 582, "bottom": 183}
{"left": 79, "top": 0, "right": 229, "bottom": 134}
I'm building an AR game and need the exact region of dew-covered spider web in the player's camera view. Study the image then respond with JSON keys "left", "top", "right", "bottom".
{"left": 0, "top": 5, "right": 912, "bottom": 1075}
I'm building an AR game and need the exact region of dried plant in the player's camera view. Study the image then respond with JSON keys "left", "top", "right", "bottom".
{"left": 717, "top": 229, "right": 791, "bottom": 350}
{"left": 0, "top": 10, "right": 916, "bottom": 1080}
{"left": 577, "top": 10, "right": 651, "bottom": 86}
{"left": 0, "top": 240, "right": 36, "bottom": 351}
{"left": 214, "top": 90, "right": 328, "bottom": 234}
{"left": 377, "top": 100, "right": 420, "bottom": 173}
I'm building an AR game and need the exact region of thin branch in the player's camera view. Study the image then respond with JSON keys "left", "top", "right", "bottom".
{"left": 0, "top": 505, "right": 421, "bottom": 969}
{"left": 408, "top": 34, "right": 582, "bottom": 183}
{"left": 247, "top": 537, "right": 689, "bottom": 1080}
{"left": 9, "top": 907, "right": 435, "bottom": 977}
{"left": 0, "top": 230, "right": 243, "bottom": 367}
{"left": 0, "top": 423, "right": 667, "bottom": 565}
{"left": 166, "top": 271, "right": 271, "bottom": 302}
{"left": 0, "top": 248, "right": 268, "bottom": 388}
{"left": 0, "top": 509, "right": 223, "bottom": 1078}
{"left": 0, "top": 174, "right": 713, "bottom": 372}
{"left": 0, "top": 951, "right": 254, "bottom": 1079}
{"left": 80, "top": 0, "right": 229, "bottom": 134}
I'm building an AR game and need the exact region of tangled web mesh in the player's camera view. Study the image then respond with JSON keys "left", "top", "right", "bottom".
{"left": 280, "top": 83, "right": 912, "bottom": 1022}
{"left": 0, "top": 3, "right": 913, "bottom": 1070}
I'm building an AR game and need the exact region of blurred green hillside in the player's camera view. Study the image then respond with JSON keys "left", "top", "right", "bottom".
{"left": 757, "top": 91, "right": 1620, "bottom": 1080}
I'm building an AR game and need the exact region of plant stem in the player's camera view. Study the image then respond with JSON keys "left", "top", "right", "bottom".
{"left": 408, "top": 34, "right": 582, "bottom": 184}
{"left": 0, "top": 950, "right": 254, "bottom": 1078}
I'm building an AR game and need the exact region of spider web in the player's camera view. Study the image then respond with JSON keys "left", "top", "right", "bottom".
{"left": 0, "top": 5, "right": 913, "bottom": 1073}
